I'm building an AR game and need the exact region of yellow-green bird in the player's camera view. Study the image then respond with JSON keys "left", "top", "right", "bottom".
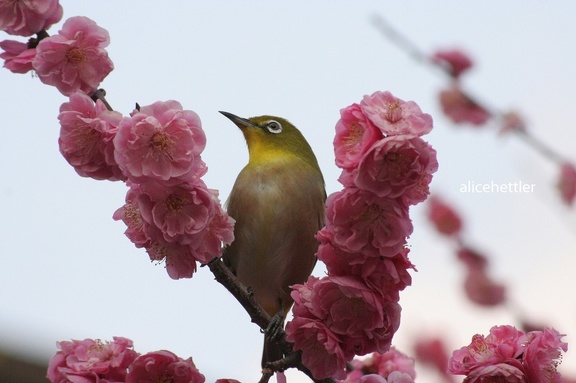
{"left": 220, "top": 111, "right": 326, "bottom": 368}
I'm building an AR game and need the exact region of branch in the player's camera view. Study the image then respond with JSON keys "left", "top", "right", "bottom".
{"left": 206, "top": 258, "right": 336, "bottom": 383}
{"left": 206, "top": 257, "right": 272, "bottom": 330}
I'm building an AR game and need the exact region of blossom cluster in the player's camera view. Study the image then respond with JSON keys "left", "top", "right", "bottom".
{"left": 286, "top": 91, "right": 438, "bottom": 379}
{"left": 427, "top": 196, "right": 506, "bottom": 306}
{"left": 1, "top": 12, "right": 113, "bottom": 96}
{"left": 47, "top": 337, "right": 205, "bottom": 383}
{"left": 449, "top": 325, "right": 568, "bottom": 383}
{"left": 341, "top": 348, "right": 417, "bottom": 383}
{"left": 57, "top": 90, "right": 234, "bottom": 280}
{"left": 1, "top": 8, "right": 235, "bottom": 279}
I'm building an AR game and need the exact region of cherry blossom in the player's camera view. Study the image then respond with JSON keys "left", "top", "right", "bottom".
{"left": 360, "top": 91, "right": 433, "bottom": 137}
{"left": 58, "top": 91, "right": 125, "bottom": 181}
{"left": 33, "top": 16, "right": 113, "bottom": 95}
{"left": 114, "top": 100, "right": 207, "bottom": 184}
{"left": 0, "top": 0, "right": 62, "bottom": 36}
{"left": 463, "top": 268, "right": 506, "bottom": 307}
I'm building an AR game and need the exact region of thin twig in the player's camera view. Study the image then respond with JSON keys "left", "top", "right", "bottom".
{"left": 371, "top": 13, "right": 570, "bottom": 167}
{"left": 91, "top": 88, "right": 114, "bottom": 111}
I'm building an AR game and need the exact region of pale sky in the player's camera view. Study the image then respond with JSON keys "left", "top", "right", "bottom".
{"left": 1, "top": 2, "right": 575, "bottom": 382}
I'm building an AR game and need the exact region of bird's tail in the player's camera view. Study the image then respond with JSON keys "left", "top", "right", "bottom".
{"left": 262, "top": 335, "right": 284, "bottom": 369}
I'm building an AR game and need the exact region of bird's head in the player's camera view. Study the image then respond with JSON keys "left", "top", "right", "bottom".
{"left": 220, "top": 111, "right": 320, "bottom": 170}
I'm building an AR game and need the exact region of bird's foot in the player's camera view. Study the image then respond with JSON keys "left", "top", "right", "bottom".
{"left": 264, "top": 311, "right": 284, "bottom": 341}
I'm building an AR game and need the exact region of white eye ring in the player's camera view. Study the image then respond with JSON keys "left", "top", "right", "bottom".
{"left": 265, "top": 120, "right": 283, "bottom": 134}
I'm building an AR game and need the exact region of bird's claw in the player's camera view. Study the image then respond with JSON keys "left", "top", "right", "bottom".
{"left": 265, "top": 311, "right": 284, "bottom": 341}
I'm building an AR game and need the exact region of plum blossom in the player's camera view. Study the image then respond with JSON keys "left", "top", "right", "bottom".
{"left": 0, "top": 0, "right": 62, "bottom": 36}
{"left": 46, "top": 337, "right": 139, "bottom": 383}
{"left": 360, "top": 91, "right": 433, "bottom": 137}
{"left": 58, "top": 91, "right": 125, "bottom": 181}
{"left": 290, "top": 276, "right": 401, "bottom": 358}
{"left": 316, "top": 231, "right": 413, "bottom": 300}
{"left": 438, "top": 86, "right": 490, "bottom": 126}
{"left": 463, "top": 268, "right": 506, "bottom": 307}
{"left": 340, "top": 348, "right": 416, "bottom": 383}
{"left": 427, "top": 196, "right": 462, "bottom": 236}
{"left": 113, "top": 183, "right": 150, "bottom": 248}
{"left": 449, "top": 326, "right": 567, "bottom": 383}
{"left": 413, "top": 337, "right": 453, "bottom": 380}
{"left": 114, "top": 100, "right": 207, "bottom": 184}
{"left": 126, "top": 350, "right": 205, "bottom": 383}
{"left": 431, "top": 49, "right": 473, "bottom": 79}
{"left": 0, "top": 39, "right": 36, "bottom": 73}
{"left": 33, "top": 16, "right": 113, "bottom": 95}
{"left": 557, "top": 162, "right": 576, "bottom": 206}
{"left": 285, "top": 317, "right": 348, "bottom": 380}
{"left": 523, "top": 328, "right": 568, "bottom": 383}
{"left": 334, "top": 103, "right": 382, "bottom": 169}
{"left": 116, "top": 180, "right": 234, "bottom": 279}
{"left": 346, "top": 135, "right": 438, "bottom": 205}
{"left": 324, "top": 188, "right": 413, "bottom": 258}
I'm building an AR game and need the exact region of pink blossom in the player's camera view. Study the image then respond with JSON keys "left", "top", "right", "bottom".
{"left": 146, "top": 240, "right": 198, "bottom": 279}
{"left": 126, "top": 350, "right": 205, "bottom": 383}
{"left": 427, "top": 196, "right": 462, "bottom": 236}
{"left": 370, "top": 348, "right": 416, "bottom": 380}
{"left": 413, "top": 337, "right": 452, "bottom": 379}
{"left": 449, "top": 326, "right": 527, "bottom": 375}
{"left": 465, "top": 363, "right": 527, "bottom": 383}
{"left": 557, "top": 162, "right": 576, "bottom": 206}
{"left": 349, "top": 135, "right": 438, "bottom": 205}
{"left": 58, "top": 91, "right": 125, "bottom": 181}
{"left": 316, "top": 233, "right": 413, "bottom": 300}
{"left": 456, "top": 247, "right": 488, "bottom": 271}
{"left": 187, "top": 189, "right": 235, "bottom": 264}
{"left": 431, "top": 49, "right": 473, "bottom": 79}
{"left": 334, "top": 103, "right": 382, "bottom": 169}
{"left": 0, "top": 39, "right": 35, "bottom": 73}
{"left": 499, "top": 111, "right": 526, "bottom": 135}
{"left": 360, "top": 91, "right": 433, "bottom": 137}
{"left": 438, "top": 86, "right": 490, "bottom": 126}
{"left": 291, "top": 276, "right": 401, "bottom": 358}
{"left": 285, "top": 317, "right": 348, "bottom": 380}
{"left": 324, "top": 188, "right": 413, "bottom": 258}
{"left": 113, "top": 183, "right": 150, "bottom": 248}
{"left": 33, "top": 16, "right": 113, "bottom": 95}
{"left": 114, "top": 100, "right": 207, "bottom": 184}
{"left": 463, "top": 268, "right": 506, "bottom": 307}
{"left": 0, "top": 0, "right": 62, "bottom": 36}
{"left": 215, "top": 380, "right": 242, "bottom": 383}
{"left": 136, "top": 180, "right": 215, "bottom": 245}
{"left": 47, "top": 337, "right": 139, "bottom": 383}
{"left": 342, "top": 349, "right": 416, "bottom": 383}
{"left": 523, "top": 328, "right": 567, "bottom": 383}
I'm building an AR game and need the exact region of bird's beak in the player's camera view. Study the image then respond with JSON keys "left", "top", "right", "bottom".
{"left": 219, "top": 111, "right": 257, "bottom": 130}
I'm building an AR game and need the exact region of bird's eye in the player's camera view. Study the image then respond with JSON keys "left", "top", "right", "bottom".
{"left": 265, "top": 120, "right": 283, "bottom": 134}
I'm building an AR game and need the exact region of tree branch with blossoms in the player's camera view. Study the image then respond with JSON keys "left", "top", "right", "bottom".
{"left": 1, "top": 2, "right": 571, "bottom": 383}
{"left": 371, "top": 14, "right": 576, "bottom": 207}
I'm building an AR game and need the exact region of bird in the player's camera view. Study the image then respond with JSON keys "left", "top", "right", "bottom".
{"left": 220, "top": 111, "right": 326, "bottom": 368}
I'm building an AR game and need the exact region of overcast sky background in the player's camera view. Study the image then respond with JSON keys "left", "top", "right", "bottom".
{"left": 1, "top": 2, "right": 576, "bottom": 382}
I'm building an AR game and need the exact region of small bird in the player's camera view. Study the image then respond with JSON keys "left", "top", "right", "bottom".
{"left": 220, "top": 111, "right": 326, "bottom": 368}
